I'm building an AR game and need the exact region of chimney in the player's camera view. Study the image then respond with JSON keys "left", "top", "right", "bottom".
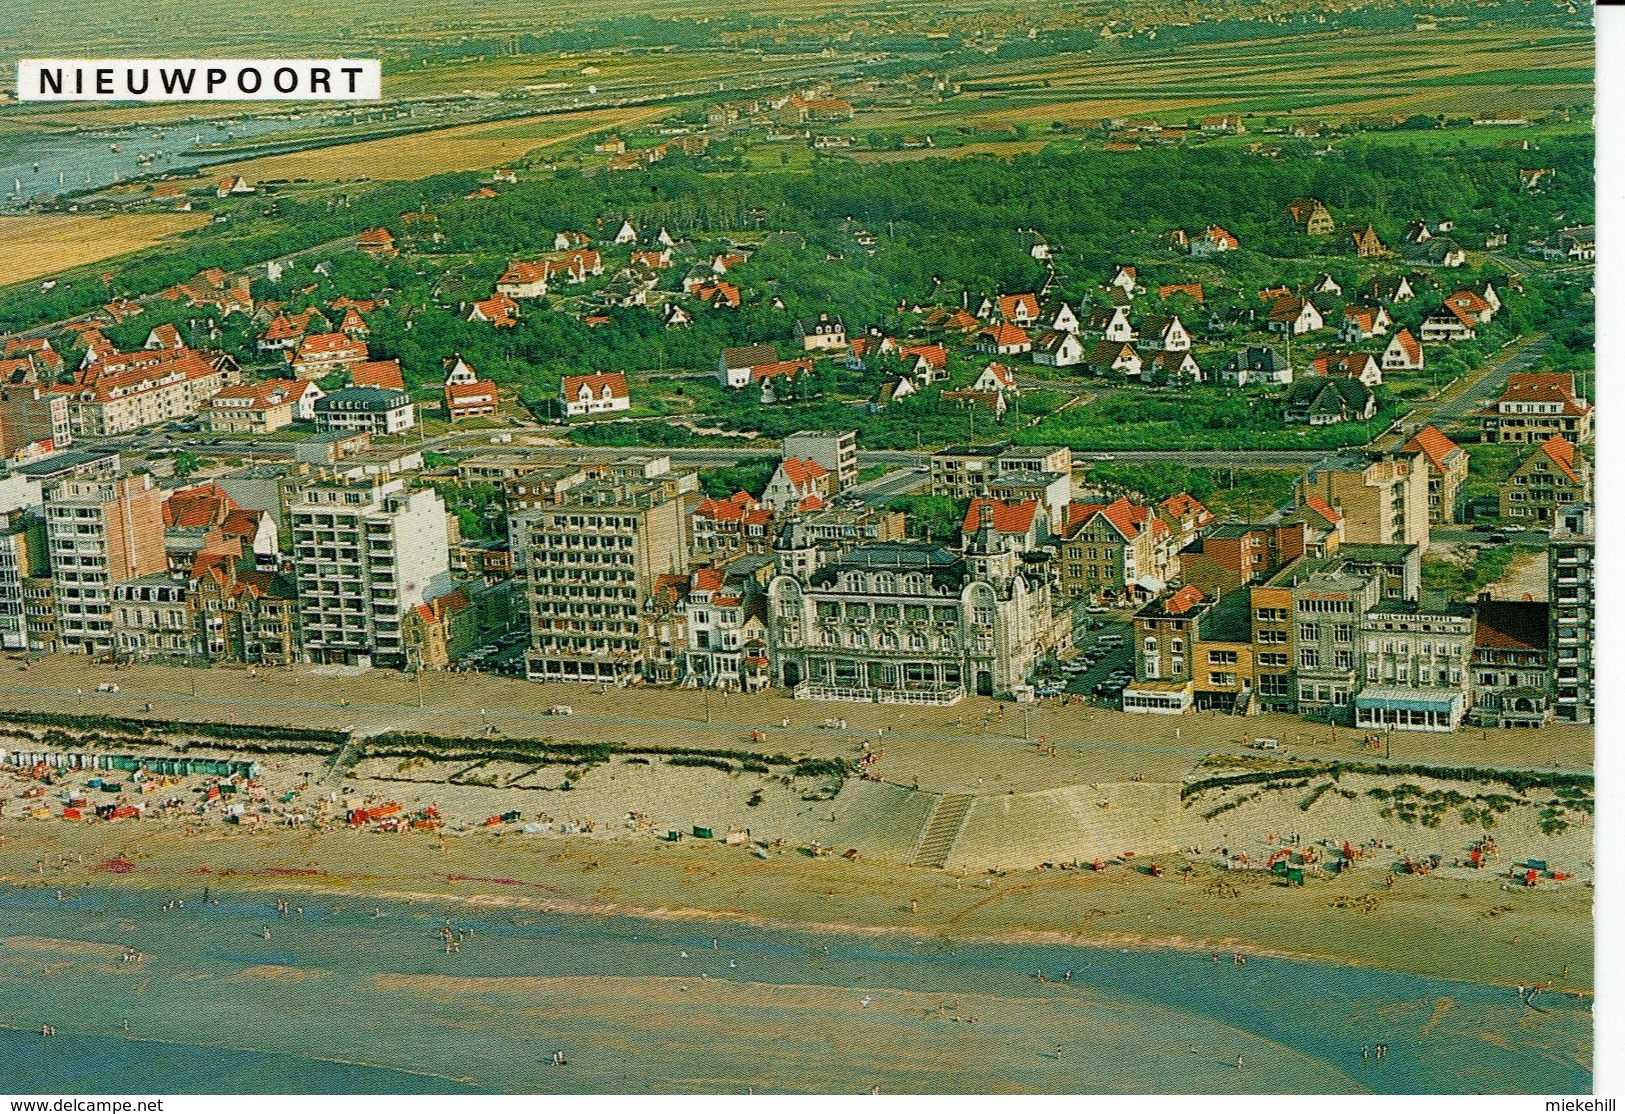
{"left": 979, "top": 500, "right": 994, "bottom": 532}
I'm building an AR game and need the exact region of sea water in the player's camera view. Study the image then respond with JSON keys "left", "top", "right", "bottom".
{"left": 0, "top": 885, "right": 1590, "bottom": 1094}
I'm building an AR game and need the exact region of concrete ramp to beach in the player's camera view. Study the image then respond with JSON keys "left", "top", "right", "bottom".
{"left": 789, "top": 778, "right": 934, "bottom": 862}
{"left": 943, "top": 781, "right": 1187, "bottom": 872}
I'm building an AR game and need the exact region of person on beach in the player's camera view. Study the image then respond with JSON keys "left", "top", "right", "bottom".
{"left": 1236, "top": 1055, "right": 1245, "bottom": 1069}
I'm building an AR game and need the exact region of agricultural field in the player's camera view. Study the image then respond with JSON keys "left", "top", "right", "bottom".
{"left": 0, "top": 211, "right": 208, "bottom": 288}
{"left": 203, "top": 105, "right": 670, "bottom": 183}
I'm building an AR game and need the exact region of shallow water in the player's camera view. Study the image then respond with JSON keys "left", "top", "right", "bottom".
{"left": 0, "top": 884, "right": 1590, "bottom": 1094}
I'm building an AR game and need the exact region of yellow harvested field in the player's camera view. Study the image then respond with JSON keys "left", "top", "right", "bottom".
{"left": 206, "top": 105, "right": 668, "bottom": 183}
{"left": 0, "top": 212, "right": 208, "bottom": 288}
{"left": 850, "top": 140, "right": 1052, "bottom": 163}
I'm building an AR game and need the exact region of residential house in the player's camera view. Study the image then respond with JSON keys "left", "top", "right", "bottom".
{"left": 1348, "top": 223, "right": 1389, "bottom": 258}
{"left": 1267, "top": 295, "right": 1324, "bottom": 335}
{"left": 1284, "top": 377, "right": 1374, "bottom": 426}
{"left": 1031, "top": 330, "right": 1084, "bottom": 367}
{"left": 466, "top": 292, "right": 519, "bottom": 328}
{"left": 1220, "top": 346, "right": 1292, "bottom": 386}
{"left": 897, "top": 343, "right": 949, "bottom": 383}
{"left": 1338, "top": 304, "right": 1392, "bottom": 342}
{"left": 356, "top": 228, "right": 397, "bottom": 257}
{"left": 1480, "top": 373, "right": 1591, "bottom": 444}
{"left": 144, "top": 323, "right": 184, "bottom": 350}
{"left": 560, "top": 371, "right": 631, "bottom": 418}
{"left": 290, "top": 332, "right": 368, "bottom": 379}
{"left": 1156, "top": 492, "right": 1214, "bottom": 553}
{"left": 1285, "top": 197, "right": 1335, "bottom": 236}
{"left": 1401, "top": 425, "right": 1468, "bottom": 525}
{"left": 762, "top": 457, "right": 835, "bottom": 513}
{"left": 1419, "top": 304, "right": 1476, "bottom": 342}
{"left": 960, "top": 498, "right": 1049, "bottom": 552}
{"left": 1142, "top": 350, "right": 1204, "bottom": 384}
{"left": 312, "top": 387, "right": 415, "bottom": 436}
{"left": 1403, "top": 237, "right": 1466, "bottom": 268}
{"left": 1381, "top": 327, "right": 1424, "bottom": 372}
{"left": 496, "top": 261, "right": 550, "bottom": 300}
{"left": 205, "top": 378, "right": 310, "bottom": 434}
{"left": 1443, "top": 287, "right": 1496, "bottom": 324}
{"left": 1499, "top": 435, "right": 1587, "bottom": 526}
{"left": 1190, "top": 225, "right": 1241, "bottom": 257}
{"left": 680, "top": 566, "right": 769, "bottom": 692}
{"left": 443, "top": 357, "right": 499, "bottom": 421}
{"left": 1137, "top": 314, "right": 1191, "bottom": 352}
{"left": 795, "top": 313, "right": 847, "bottom": 351}
{"left": 1311, "top": 350, "right": 1383, "bottom": 387}
{"left": 718, "top": 344, "right": 781, "bottom": 389}
{"left": 975, "top": 322, "right": 1032, "bottom": 356}
{"left": 1082, "top": 340, "right": 1142, "bottom": 379}
{"left": 1039, "top": 300, "right": 1081, "bottom": 334}
{"left": 1058, "top": 497, "right": 1171, "bottom": 603}
{"left": 973, "top": 363, "right": 1020, "bottom": 394}
{"left": 1084, "top": 305, "right": 1135, "bottom": 342}
{"left": 350, "top": 359, "right": 406, "bottom": 392}
{"left": 690, "top": 492, "right": 772, "bottom": 559}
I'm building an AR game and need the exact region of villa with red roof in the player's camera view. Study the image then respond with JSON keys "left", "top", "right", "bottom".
{"left": 961, "top": 497, "right": 1048, "bottom": 551}
{"left": 205, "top": 378, "right": 321, "bottom": 434}
{"left": 975, "top": 321, "right": 1032, "bottom": 356}
{"left": 443, "top": 356, "right": 499, "bottom": 421}
{"left": 1059, "top": 495, "right": 1173, "bottom": 602}
{"left": 466, "top": 292, "right": 519, "bottom": 328}
{"left": 1481, "top": 372, "right": 1591, "bottom": 444}
{"left": 351, "top": 359, "right": 406, "bottom": 391}
{"left": 1382, "top": 327, "right": 1424, "bottom": 371}
{"left": 496, "top": 261, "right": 550, "bottom": 300}
{"left": 290, "top": 332, "right": 368, "bottom": 379}
{"left": 559, "top": 371, "right": 630, "bottom": 418}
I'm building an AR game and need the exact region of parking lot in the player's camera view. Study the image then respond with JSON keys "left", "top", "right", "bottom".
{"left": 1031, "top": 607, "right": 1136, "bottom": 704}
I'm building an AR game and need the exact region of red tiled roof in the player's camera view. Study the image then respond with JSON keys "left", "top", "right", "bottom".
{"left": 752, "top": 359, "right": 812, "bottom": 383}
{"left": 1536, "top": 434, "right": 1582, "bottom": 484}
{"left": 997, "top": 293, "right": 1040, "bottom": 320}
{"left": 1162, "top": 584, "right": 1206, "bottom": 615}
{"left": 297, "top": 332, "right": 367, "bottom": 359}
{"left": 352, "top": 359, "right": 405, "bottom": 390}
{"left": 694, "top": 491, "right": 756, "bottom": 523}
{"left": 1159, "top": 283, "right": 1204, "bottom": 302}
{"left": 561, "top": 371, "right": 629, "bottom": 401}
{"left": 499, "top": 260, "right": 548, "bottom": 285}
{"left": 1401, "top": 425, "right": 1462, "bottom": 472}
{"left": 979, "top": 322, "right": 1030, "bottom": 347}
{"left": 780, "top": 457, "right": 829, "bottom": 488}
{"left": 163, "top": 482, "right": 237, "bottom": 529}
{"left": 1158, "top": 492, "right": 1212, "bottom": 526}
{"left": 1390, "top": 327, "right": 1422, "bottom": 364}
{"left": 1474, "top": 600, "right": 1548, "bottom": 652}
{"left": 1495, "top": 373, "right": 1588, "bottom": 416}
{"left": 1303, "top": 494, "right": 1342, "bottom": 524}
{"left": 899, "top": 342, "right": 948, "bottom": 370}
{"left": 962, "top": 497, "right": 1038, "bottom": 535}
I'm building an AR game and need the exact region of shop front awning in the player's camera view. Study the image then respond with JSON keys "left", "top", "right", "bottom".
{"left": 1354, "top": 686, "right": 1462, "bottom": 714}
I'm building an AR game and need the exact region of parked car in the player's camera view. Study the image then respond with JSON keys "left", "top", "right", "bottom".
{"left": 1085, "top": 605, "right": 1109, "bottom": 615}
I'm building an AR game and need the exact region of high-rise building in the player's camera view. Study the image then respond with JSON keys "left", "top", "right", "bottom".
{"left": 0, "top": 510, "right": 47, "bottom": 651}
{"left": 515, "top": 479, "right": 688, "bottom": 683}
{"left": 290, "top": 478, "right": 451, "bottom": 669}
{"left": 1549, "top": 503, "right": 1593, "bottom": 724}
{"left": 44, "top": 473, "right": 166, "bottom": 653}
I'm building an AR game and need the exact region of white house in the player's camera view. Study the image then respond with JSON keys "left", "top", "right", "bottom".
{"left": 1382, "top": 328, "right": 1425, "bottom": 371}
{"left": 560, "top": 371, "right": 632, "bottom": 417}
{"left": 1138, "top": 313, "right": 1191, "bottom": 352}
{"left": 1031, "top": 330, "right": 1085, "bottom": 367}
{"left": 973, "top": 363, "right": 1020, "bottom": 394}
{"left": 612, "top": 220, "right": 637, "bottom": 245}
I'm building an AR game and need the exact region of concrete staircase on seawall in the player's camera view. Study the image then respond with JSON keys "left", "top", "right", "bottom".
{"left": 911, "top": 793, "right": 975, "bottom": 868}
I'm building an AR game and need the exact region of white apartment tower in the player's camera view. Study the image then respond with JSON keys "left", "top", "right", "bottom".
{"left": 291, "top": 478, "right": 451, "bottom": 669}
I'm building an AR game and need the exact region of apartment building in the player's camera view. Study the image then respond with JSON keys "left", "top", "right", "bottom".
{"left": 1058, "top": 497, "right": 1171, "bottom": 602}
{"left": 1123, "top": 585, "right": 1211, "bottom": 714}
{"left": 111, "top": 575, "right": 193, "bottom": 663}
{"left": 1468, "top": 600, "right": 1553, "bottom": 728}
{"left": 516, "top": 479, "right": 688, "bottom": 684}
{"left": 1283, "top": 566, "right": 1382, "bottom": 722}
{"left": 782, "top": 429, "right": 858, "bottom": 491}
{"left": 291, "top": 478, "right": 452, "bottom": 669}
{"left": 1479, "top": 373, "right": 1591, "bottom": 445}
{"left": 0, "top": 388, "right": 71, "bottom": 463}
{"left": 313, "top": 387, "right": 415, "bottom": 436}
{"left": 931, "top": 442, "right": 1072, "bottom": 523}
{"left": 1354, "top": 603, "right": 1474, "bottom": 732}
{"left": 0, "top": 511, "right": 46, "bottom": 651}
{"left": 1500, "top": 435, "right": 1587, "bottom": 525}
{"left": 44, "top": 473, "right": 167, "bottom": 653}
{"left": 51, "top": 349, "right": 237, "bottom": 437}
{"left": 1549, "top": 504, "right": 1593, "bottom": 724}
{"left": 1401, "top": 425, "right": 1468, "bottom": 526}
{"left": 1295, "top": 449, "right": 1430, "bottom": 550}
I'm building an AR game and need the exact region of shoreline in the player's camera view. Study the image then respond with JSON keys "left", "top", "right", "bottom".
{"left": 0, "top": 828, "right": 1593, "bottom": 995}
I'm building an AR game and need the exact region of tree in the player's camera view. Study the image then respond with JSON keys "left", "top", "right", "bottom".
{"left": 172, "top": 451, "right": 201, "bottom": 480}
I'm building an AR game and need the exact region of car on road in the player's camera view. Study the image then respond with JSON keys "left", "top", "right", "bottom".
{"left": 1488, "top": 533, "right": 1509, "bottom": 545}
{"left": 1084, "top": 605, "right": 1109, "bottom": 615}
{"left": 1502, "top": 524, "right": 1526, "bottom": 533}
{"left": 1061, "top": 661, "right": 1090, "bottom": 675}
{"left": 1034, "top": 684, "right": 1065, "bottom": 698}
